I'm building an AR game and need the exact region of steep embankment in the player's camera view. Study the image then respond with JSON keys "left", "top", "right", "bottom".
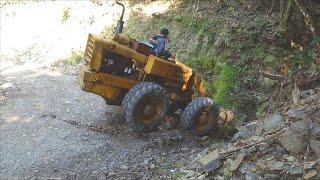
{"left": 115, "top": 2, "right": 320, "bottom": 179}
{"left": 113, "top": 0, "right": 319, "bottom": 124}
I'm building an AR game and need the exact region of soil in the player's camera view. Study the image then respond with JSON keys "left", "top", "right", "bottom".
{"left": 0, "top": 61, "right": 209, "bottom": 179}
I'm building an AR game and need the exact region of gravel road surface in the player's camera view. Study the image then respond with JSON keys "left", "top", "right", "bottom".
{"left": 0, "top": 61, "right": 206, "bottom": 179}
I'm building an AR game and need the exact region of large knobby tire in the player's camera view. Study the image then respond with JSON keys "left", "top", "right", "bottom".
{"left": 121, "top": 82, "right": 168, "bottom": 132}
{"left": 181, "top": 97, "right": 219, "bottom": 136}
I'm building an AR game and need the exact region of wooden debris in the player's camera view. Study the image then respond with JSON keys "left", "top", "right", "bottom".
{"left": 198, "top": 129, "right": 286, "bottom": 172}
{"left": 303, "top": 170, "right": 318, "bottom": 180}
{"left": 303, "top": 161, "right": 316, "bottom": 170}
{"left": 230, "top": 153, "right": 246, "bottom": 171}
{"left": 261, "top": 71, "right": 283, "bottom": 81}
{"left": 220, "top": 129, "right": 286, "bottom": 157}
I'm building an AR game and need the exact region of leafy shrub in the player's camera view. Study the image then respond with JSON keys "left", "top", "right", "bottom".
{"left": 213, "top": 64, "right": 239, "bottom": 110}
{"left": 291, "top": 49, "right": 313, "bottom": 73}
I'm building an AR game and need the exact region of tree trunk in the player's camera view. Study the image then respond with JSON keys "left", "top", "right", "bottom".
{"left": 295, "top": 0, "right": 320, "bottom": 41}
{"left": 277, "top": 0, "right": 295, "bottom": 43}
{"left": 268, "top": 0, "right": 276, "bottom": 16}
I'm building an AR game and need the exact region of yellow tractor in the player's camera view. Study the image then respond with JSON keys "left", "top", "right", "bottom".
{"left": 78, "top": 1, "right": 233, "bottom": 136}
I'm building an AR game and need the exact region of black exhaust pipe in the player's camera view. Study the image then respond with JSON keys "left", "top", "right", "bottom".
{"left": 115, "top": 1, "right": 125, "bottom": 33}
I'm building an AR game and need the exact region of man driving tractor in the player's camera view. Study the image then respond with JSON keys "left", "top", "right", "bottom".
{"left": 149, "top": 28, "right": 175, "bottom": 60}
{"left": 78, "top": 1, "right": 234, "bottom": 136}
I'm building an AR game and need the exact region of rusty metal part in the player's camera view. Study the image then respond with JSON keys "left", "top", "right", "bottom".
{"left": 133, "top": 94, "right": 163, "bottom": 125}
{"left": 194, "top": 106, "right": 215, "bottom": 132}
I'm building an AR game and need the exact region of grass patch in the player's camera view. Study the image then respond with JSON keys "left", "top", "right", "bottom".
{"left": 213, "top": 64, "right": 239, "bottom": 110}
{"left": 172, "top": 172, "right": 184, "bottom": 180}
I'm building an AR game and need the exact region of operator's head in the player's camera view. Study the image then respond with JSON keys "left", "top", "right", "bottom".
{"left": 160, "top": 28, "right": 170, "bottom": 38}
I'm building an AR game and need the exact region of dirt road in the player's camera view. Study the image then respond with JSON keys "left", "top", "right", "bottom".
{"left": 0, "top": 2, "right": 210, "bottom": 179}
{"left": 0, "top": 61, "right": 207, "bottom": 179}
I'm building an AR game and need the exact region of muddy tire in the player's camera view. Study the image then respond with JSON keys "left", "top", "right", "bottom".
{"left": 181, "top": 97, "right": 219, "bottom": 136}
{"left": 122, "top": 82, "right": 168, "bottom": 132}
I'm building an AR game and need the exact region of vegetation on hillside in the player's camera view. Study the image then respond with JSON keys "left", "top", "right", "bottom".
{"left": 107, "top": 0, "right": 320, "bottom": 124}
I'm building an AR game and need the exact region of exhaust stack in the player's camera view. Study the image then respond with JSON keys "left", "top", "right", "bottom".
{"left": 115, "top": 1, "right": 125, "bottom": 33}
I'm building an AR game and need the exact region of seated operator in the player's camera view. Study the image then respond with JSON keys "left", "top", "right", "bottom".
{"left": 149, "top": 28, "right": 175, "bottom": 60}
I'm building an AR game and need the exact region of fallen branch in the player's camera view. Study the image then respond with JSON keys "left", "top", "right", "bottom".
{"left": 199, "top": 129, "right": 287, "bottom": 171}
{"left": 261, "top": 71, "right": 284, "bottom": 81}
{"left": 219, "top": 129, "right": 286, "bottom": 157}
{"left": 295, "top": 0, "right": 320, "bottom": 41}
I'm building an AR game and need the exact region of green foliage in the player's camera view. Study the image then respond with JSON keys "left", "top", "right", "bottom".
{"left": 256, "top": 102, "right": 268, "bottom": 118}
{"left": 252, "top": 46, "right": 267, "bottom": 60}
{"left": 174, "top": 161, "right": 184, "bottom": 168}
{"left": 219, "top": 26, "right": 232, "bottom": 47}
{"left": 172, "top": 12, "right": 214, "bottom": 34}
{"left": 184, "top": 55, "right": 215, "bottom": 71}
{"left": 254, "top": 17, "right": 270, "bottom": 27}
{"left": 101, "top": 25, "right": 115, "bottom": 39}
{"left": 276, "top": 0, "right": 294, "bottom": 46}
{"left": 213, "top": 64, "right": 239, "bottom": 110}
{"left": 223, "top": 161, "right": 233, "bottom": 177}
{"left": 291, "top": 49, "right": 313, "bottom": 75}
{"left": 128, "top": 0, "right": 152, "bottom": 6}
{"left": 233, "top": 42, "right": 279, "bottom": 69}
{"left": 172, "top": 172, "right": 184, "bottom": 179}
{"left": 118, "top": 0, "right": 310, "bottom": 122}
{"left": 67, "top": 50, "right": 83, "bottom": 65}
{"left": 275, "top": 29, "right": 287, "bottom": 46}
{"left": 61, "top": 7, "right": 70, "bottom": 23}
{"left": 184, "top": 53, "right": 230, "bottom": 76}
{"left": 184, "top": 55, "right": 215, "bottom": 74}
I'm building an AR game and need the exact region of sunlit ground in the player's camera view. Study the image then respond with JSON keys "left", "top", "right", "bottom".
{"left": 0, "top": 0, "right": 173, "bottom": 67}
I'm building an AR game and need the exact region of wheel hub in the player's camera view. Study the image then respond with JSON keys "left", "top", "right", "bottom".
{"left": 133, "top": 94, "right": 163, "bottom": 125}
{"left": 143, "top": 104, "right": 155, "bottom": 116}
{"left": 194, "top": 107, "right": 214, "bottom": 132}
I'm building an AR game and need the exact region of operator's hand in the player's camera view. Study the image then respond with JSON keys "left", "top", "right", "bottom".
{"left": 149, "top": 38, "right": 157, "bottom": 45}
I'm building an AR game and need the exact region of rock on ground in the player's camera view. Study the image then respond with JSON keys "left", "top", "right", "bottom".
{"left": 262, "top": 113, "right": 285, "bottom": 133}
{"left": 310, "top": 139, "right": 320, "bottom": 158}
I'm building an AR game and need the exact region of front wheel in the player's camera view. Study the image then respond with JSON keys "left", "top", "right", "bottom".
{"left": 181, "top": 97, "right": 219, "bottom": 136}
{"left": 121, "top": 82, "right": 168, "bottom": 132}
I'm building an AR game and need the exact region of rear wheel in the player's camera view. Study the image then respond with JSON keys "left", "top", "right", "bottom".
{"left": 181, "top": 97, "right": 219, "bottom": 136}
{"left": 122, "top": 82, "right": 168, "bottom": 132}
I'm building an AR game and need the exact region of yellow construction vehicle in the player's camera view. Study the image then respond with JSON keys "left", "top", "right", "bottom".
{"left": 78, "top": 1, "right": 233, "bottom": 136}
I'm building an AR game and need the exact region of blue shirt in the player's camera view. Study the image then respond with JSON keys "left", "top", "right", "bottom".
{"left": 150, "top": 35, "right": 166, "bottom": 56}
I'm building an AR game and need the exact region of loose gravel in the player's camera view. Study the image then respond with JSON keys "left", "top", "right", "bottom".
{"left": 0, "top": 61, "right": 207, "bottom": 179}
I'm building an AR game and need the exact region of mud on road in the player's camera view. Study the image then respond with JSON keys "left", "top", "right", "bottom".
{"left": 0, "top": 61, "right": 210, "bottom": 179}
